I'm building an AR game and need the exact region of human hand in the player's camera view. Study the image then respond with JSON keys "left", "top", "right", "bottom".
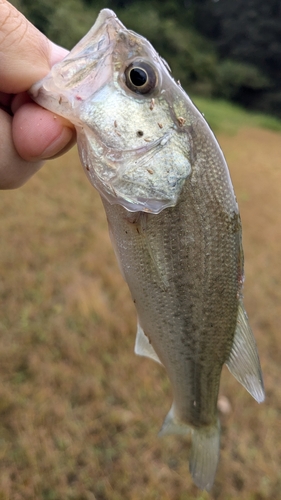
{"left": 0, "top": 0, "right": 76, "bottom": 189}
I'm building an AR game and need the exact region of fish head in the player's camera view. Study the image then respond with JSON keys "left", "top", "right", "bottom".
{"left": 30, "top": 9, "right": 192, "bottom": 213}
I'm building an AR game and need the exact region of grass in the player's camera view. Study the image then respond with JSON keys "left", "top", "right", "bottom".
{"left": 0, "top": 108, "right": 281, "bottom": 498}
{"left": 192, "top": 95, "right": 281, "bottom": 134}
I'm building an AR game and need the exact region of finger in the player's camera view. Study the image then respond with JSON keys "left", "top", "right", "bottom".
{"left": 49, "top": 42, "right": 69, "bottom": 67}
{"left": 0, "top": 1, "right": 68, "bottom": 93}
{"left": 0, "top": 108, "right": 42, "bottom": 189}
{"left": 0, "top": 90, "right": 12, "bottom": 112}
{"left": 12, "top": 102, "right": 76, "bottom": 162}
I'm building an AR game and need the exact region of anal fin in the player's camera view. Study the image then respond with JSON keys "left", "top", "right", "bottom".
{"left": 158, "top": 403, "right": 190, "bottom": 436}
{"left": 226, "top": 301, "right": 265, "bottom": 403}
{"left": 134, "top": 322, "right": 162, "bottom": 365}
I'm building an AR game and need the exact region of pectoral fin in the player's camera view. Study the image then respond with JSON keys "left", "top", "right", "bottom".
{"left": 134, "top": 322, "right": 162, "bottom": 365}
{"left": 226, "top": 302, "right": 265, "bottom": 403}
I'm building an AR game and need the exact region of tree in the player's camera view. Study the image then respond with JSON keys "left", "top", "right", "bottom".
{"left": 193, "top": 0, "right": 281, "bottom": 115}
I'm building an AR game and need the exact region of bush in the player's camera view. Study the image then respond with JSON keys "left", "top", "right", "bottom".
{"left": 214, "top": 59, "right": 270, "bottom": 100}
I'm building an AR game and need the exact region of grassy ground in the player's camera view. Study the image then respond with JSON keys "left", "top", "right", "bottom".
{"left": 0, "top": 107, "right": 281, "bottom": 499}
{"left": 192, "top": 96, "right": 281, "bottom": 134}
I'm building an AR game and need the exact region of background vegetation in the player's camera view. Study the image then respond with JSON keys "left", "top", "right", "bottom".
{"left": 0, "top": 104, "right": 281, "bottom": 498}
{"left": 11, "top": 0, "right": 281, "bottom": 117}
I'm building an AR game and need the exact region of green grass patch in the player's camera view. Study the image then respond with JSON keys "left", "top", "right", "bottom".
{"left": 191, "top": 95, "right": 281, "bottom": 134}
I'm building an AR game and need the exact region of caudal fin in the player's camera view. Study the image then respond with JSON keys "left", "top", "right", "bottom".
{"left": 189, "top": 419, "right": 220, "bottom": 491}
{"left": 159, "top": 404, "right": 220, "bottom": 491}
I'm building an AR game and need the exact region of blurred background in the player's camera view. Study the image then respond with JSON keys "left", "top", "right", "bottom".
{"left": 1, "top": 1, "right": 281, "bottom": 499}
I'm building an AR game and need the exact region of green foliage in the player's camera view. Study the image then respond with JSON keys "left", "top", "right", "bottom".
{"left": 15, "top": 0, "right": 98, "bottom": 49}
{"left": 193, "top": 0, "right": 281, "bottom": 116}
{"left": 252, "top": 90, "right": 281, "bottom": 117}
{"left": 192, "top": 95, "right": 281, "bottom": 134}
{"left": 214, "top": 60, "right": 270, "bottom": 100}
{"left": 46, "top": 0, "right": 98, "bottom": 49}
{"left": 16, "top": 0, "right": 53, "bottom": 35}
{"left": 12, "top": 0, "right": 281, "bottom": 116}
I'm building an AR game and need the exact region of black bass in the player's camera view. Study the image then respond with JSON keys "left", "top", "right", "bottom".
{"left": 30, "top": 9, "right": 264, "bottom": 491}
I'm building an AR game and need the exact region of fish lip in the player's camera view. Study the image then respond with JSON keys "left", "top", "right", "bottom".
{"left": 29, "top": 9, "right": 126, "bottom": 112}
{"left": 91, "top": 8, "right": 120, "bottom": 29}
{"left": 85, "top": 8, "right": 127, "bottom": 38}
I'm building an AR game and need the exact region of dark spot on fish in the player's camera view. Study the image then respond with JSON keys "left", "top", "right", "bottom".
{"left": 158, "top": 123, "right": 163, "bottom": 129}
{"left": 114, "top": 120, "right": 117, "bottom": 127}
{"left": 85, "top": 165, "right": 90, "bottom": 171}
{"left": 137, "top": 130, "right": 144, "bottom": 137}
{"left": 126, "top": 215, "right": 139, "bottom": 224}
{"left": 147, "top": 169, "right": 153, "bottom": 175}
{"left": 59, "top": 97, "right": 62, "bottom": 104}
{"left": 76, "top": 95, "right": 82, "bottom": 101}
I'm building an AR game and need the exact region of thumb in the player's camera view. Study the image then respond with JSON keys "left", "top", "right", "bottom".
{"left": 0, "top": 0, "right": 67, "bottom": 93}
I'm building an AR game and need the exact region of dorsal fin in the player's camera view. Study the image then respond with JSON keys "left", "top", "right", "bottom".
{"left": 226, "top": 302, "right": 265, "bottom": 403}
{"left": 134, "top": 322, "right": 162, "bottom": 365}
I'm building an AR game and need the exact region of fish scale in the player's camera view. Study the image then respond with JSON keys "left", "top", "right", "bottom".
{"left": 102, "top": 165, "right": 238, "bottom": 421}
{"left": 30, "top": 8, "right": 264, "bottom": 491}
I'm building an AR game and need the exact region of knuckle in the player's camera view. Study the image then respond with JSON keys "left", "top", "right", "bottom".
{"left": 0, "top": 3, "right": 29, "bottom": 50}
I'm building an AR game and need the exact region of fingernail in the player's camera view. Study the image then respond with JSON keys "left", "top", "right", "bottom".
{"left": 40, "top": 126, "right": 74, "bottom": 159}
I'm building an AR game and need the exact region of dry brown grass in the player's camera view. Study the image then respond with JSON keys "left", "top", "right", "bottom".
{"left": 0, "top": 126, "right": 280, "bottom": 499}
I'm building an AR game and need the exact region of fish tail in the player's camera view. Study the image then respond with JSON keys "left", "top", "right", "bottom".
{"left": 159, "top": 404, "right": 220, "bottom": 491}
{"left": 189, "top": 418, "right": 220, "bottom": 491}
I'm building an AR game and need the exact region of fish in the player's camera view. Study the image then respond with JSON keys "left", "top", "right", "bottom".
{"left": 29, "top": 9, "right": 265, "bottom": 491}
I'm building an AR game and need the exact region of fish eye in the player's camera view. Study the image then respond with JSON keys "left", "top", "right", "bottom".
{"left": 124, "top": 61, "right": 157, "bottom": 94}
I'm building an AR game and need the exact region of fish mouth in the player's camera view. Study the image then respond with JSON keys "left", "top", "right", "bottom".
{"left": 29, "top": 9, "right": 125, "bottom": 121}
{"left": 87, "top": 8, "right": 122, "bottom": 31}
